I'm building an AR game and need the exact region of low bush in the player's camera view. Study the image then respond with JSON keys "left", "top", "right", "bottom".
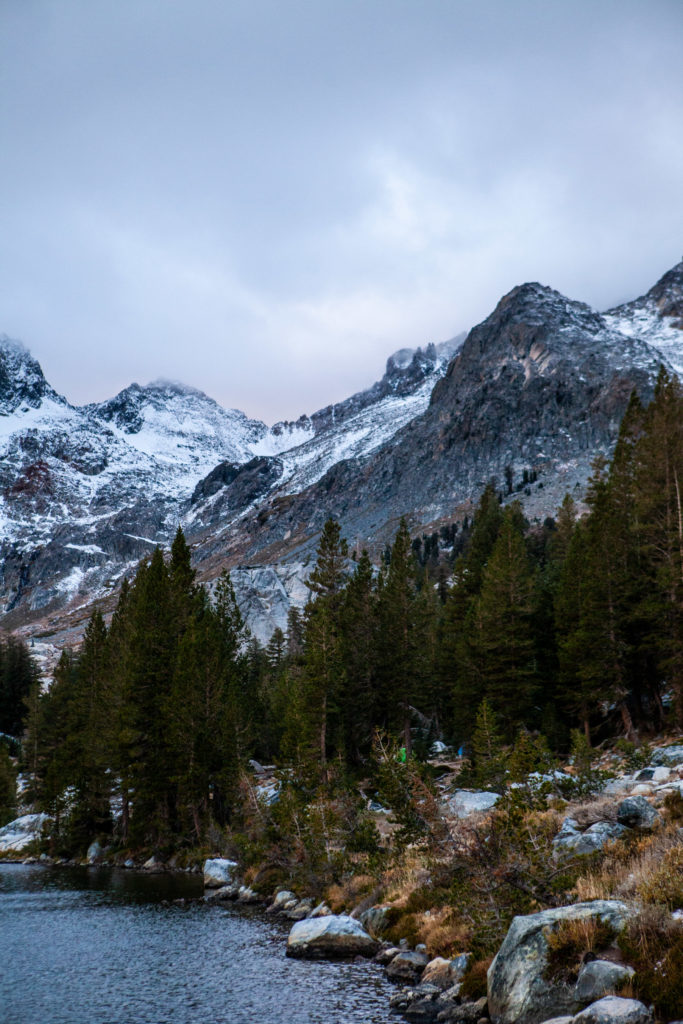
{"left": 619, "top": 907, "right": 683, "bottom": 1020}
{"left": 545, "top": 916, "right": 618, "bottom": 984}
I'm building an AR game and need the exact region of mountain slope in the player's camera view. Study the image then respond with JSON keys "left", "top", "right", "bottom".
{"left": 0, "top": 334, "right": 461, "bottom": 624}
{"left": 186, "top": 278, "right": 672, "bottom": 573}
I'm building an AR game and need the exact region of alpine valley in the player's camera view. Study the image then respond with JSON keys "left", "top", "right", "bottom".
{"left": 1, "top": 258, "right": 682, "bottom": 654}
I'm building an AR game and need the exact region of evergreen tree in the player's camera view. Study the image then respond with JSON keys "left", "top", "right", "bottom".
{"left": 468, "top": 504, "right": 539, "bottom": 736}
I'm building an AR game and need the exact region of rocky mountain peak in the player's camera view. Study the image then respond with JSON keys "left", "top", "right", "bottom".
{"left": 644, "top": 258, "right": 683, "bottom": 323}
{"left": 0, "top": 335, "right": 62, "bottom": 416}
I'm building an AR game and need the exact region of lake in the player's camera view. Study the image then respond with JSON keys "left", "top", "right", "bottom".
{"left": 0, "top": 863, "right": 394, "bottom": 1024}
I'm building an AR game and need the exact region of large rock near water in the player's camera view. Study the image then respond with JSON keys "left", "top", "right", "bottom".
{"left": 203, "top": 857, "right": 238, "bottom": 888}
{"left": 286, "top": 914, "right": 379, "bottom": 959}
{"left": 487, "top": 901, "right": 632, "bottom": 1024}
{"left": 573, "top": 997, "right": 652, "bottom": 1024}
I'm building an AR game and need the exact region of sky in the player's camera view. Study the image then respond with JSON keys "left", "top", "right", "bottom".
{"left": 2, "top": 0, "right": 683, "bottom": 423}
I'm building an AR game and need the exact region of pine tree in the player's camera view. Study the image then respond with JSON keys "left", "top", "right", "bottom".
{"left": 301, "top": 519, "right": 348, "bottom": 779}
{"left": 469, "top": 504, "right": 539, "bottom": 736}
{"left": 377, "top": 519, "right": 420, "bottom": 756}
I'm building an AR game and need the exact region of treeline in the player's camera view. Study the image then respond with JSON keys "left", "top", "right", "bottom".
{"left": 14, "top": 368, "right": 683, "bottom": 853}
{"left": 23, "top": 532, "right": 248, "bottom": 853}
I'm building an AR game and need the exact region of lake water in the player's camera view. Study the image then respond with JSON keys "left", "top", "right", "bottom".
{"left": 0, "top": 864, "right": 394, "bottom": 1024}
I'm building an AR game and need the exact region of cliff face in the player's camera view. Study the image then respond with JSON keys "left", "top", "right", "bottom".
{"left": 187, "top": 279, "right": 666, "bottom": 569}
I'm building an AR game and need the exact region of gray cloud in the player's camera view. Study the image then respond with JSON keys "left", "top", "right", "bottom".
{"left": 2, "top": 0, "right": 682, "bottom": 421}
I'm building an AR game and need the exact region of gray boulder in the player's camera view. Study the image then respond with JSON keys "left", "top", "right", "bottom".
{"left": 438, "top": 996, "right": 488, "bottom": 1023}
{"left": 487, "top": 900, "right": 632, "bottom": 1024}
{"left": 450, "top": 952, "right": 473, "bottom": 981}
{"left": 204, "top": 883, "right": 239, "bottom": 901}
{"left": 387, "top": 949, "right": 430, "bottom": 982}
{"left": 284, "top": 898, "right": 314, "bottom": 920}
{"left": 616, "top": 796, "right": 659, "bottom": 830}
{"left": 448, "top": 790, "right": 500, "bottom": 818}
{"left": 553, "top": 819, "right": 626, "bottom": 857}
{"left": 203, "top": 857, "right": 238, "bottom": 888}
{"left": 576, "top": 961, "right": 635, "bottom": 1003}
{"left": 308, "top": 901, "right": 332, "bottom": 918}
{"left": 86, "top": 839, "right": 103, "bottom": 864}
{"left": 422, "top": 957, "right": 458, "bottom": 990}
{"left": 269, "top": 889, "right": 296, "bottom": 911}
{"left": 650, "top": 744, "right": 683, "bottom": 767}
{"left": 359, "top": 904, "right": 391, "bottom": 936}
{"left": 573, "top": 997, "right": 651, "bottom": 1024}
{"left": 286, "top": 914, "right": 378, "bottom": 959}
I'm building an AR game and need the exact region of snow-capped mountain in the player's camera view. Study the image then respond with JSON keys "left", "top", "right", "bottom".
{"left": 603, "top": 259, "right": 683, "bottom": 376}
{"left": 2, "top": 258, "right": 683, "bottom": 645}
{"left": 0, "top": 332, "right": 461, "bottom": 624}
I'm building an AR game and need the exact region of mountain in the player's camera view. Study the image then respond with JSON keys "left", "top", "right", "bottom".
{"left": 1, "top": 259, "right": 682, "bottom": 647}
{"left": 185, "top": 276, "right": 672, "bottom": 575}
{"left": 0, "top": 333, "right": 460, "bottom": 631}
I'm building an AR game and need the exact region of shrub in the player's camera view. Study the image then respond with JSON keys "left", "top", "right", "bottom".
{"left": 619, "top": 907, "right": 683, "bottom": 1020}
{"left": 637, "top": 844, "right": 683, "bottom": 910}
{"left": 459, "top": 957, "right": 494, "bottom": 999}
{"left": 545, "top": 917, "right": 618, "bottom": 983}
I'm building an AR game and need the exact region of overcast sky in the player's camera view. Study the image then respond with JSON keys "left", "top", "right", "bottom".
{"left": 2, "top": 0, "right": 683, "bottom": 422}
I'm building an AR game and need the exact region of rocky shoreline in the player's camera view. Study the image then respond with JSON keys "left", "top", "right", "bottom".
{"left": 2, "top": 741, "right": 682, "bottom": 1023}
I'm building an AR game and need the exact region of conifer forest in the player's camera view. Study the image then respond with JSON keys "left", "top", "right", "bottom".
{"left": 3, "top": 369, "right": 681, "bottom": 857}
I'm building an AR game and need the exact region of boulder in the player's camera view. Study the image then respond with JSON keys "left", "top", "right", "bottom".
{"left": 616, "top": 796, "right": 659, "bottom": 830}
{"left": 487, "top": 900, "right": 632, "bottom": 1024}
{"left": 204, "top": 883, "right": 239, "bottom": 901}
{"left": 359, "top": 904, "right": 391, "bottom": 936}
{"left": 448, "top": 790, "right": 500, "bottom": 818}
{"left": 573, "top": 997, "right": 651, "bottom": 1024}
{"left": 376, "top": 945, "right": 402, "bottom": 966}
{"left": 651, "top": 744, "right": 683, "bottom": 767}
{"left": 308, "top": 901, "right": 332, "bottom": 918}
{"left": 284, "top": 898, "right": 314, "bottom": 920}
{"left": 451, "top": 952, "right": 473, "bottom": 981}
{"left": 576, "top": 961, "right": 635, "bottom": 1003}
{"left": 270, "top": 889, "right": 296, "bottom": 911}
{"left": 422, "top": 957, "right": 457, "bottom": 990}
{"left": 286, "top": 914, "right": 379, "bottom": 959}
{"left": 438, "top": 996, "right": 488, "bottom": 1023}
{"left": 86, "top": 839, "right": 103, "bottom": 864}
{"left": 553, "top": 819, "right": 627, "bottom": 857}
{"left": 142, "top": 855, "right": 164, "bottom": 871}
{"left": 387, "top": 949, "right": 430, "bottom": 982}
{"left": 203, "top": 857, "right": 238, "bottom": 888}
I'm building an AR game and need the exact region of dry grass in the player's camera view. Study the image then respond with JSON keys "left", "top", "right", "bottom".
{"left": 574, "top": 822, "right": 682, "bottom": 905}
{"left": 415, "top": 907, "right": 471, "bottom": 957}
{"left": 325, "top": 873, "right": 378, "bottom": 913}
{"left": 577, "top": 819, "right": 683, "bottom": 909}
{"left": 565, "top": 796, "right": 619, "bottom": 828}
{"left": 545, "top": 916, "right": 619, "bottom": 983}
